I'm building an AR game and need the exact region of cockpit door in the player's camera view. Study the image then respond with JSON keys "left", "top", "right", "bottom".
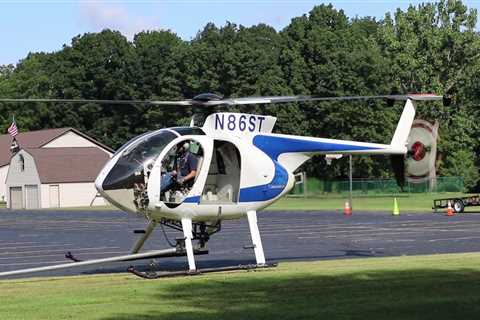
{"left": 147, "top": 136, "right": 213, "bottom": 207}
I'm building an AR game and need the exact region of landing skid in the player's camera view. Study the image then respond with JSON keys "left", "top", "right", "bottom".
{"left": 65, "top": 247, "right": 209, "bottom": 263}
{"left": 0, "top": 248, "right": 179, "bottom": 278}
{"left": 127, "top": 263, "right": 278, "bottom": 279}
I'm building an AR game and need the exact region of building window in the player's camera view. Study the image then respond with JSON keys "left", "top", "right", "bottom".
{"left": 18, "top": 155, "right": 25, "bottom": 172}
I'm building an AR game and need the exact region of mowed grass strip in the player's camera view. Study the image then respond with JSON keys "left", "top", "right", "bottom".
{"left": 1, "top": 253, "right": 480, "bottom": 320}
{"left": 270, "top": 192, "right": 471, "bottom": 212}
{"left": 1, "top": 193, "right": 469, "bottom": 213}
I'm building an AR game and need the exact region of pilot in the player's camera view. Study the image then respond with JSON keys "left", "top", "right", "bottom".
{"left": 160, "top": 142, "right": 198, "bottom": 192}
{"left": 176, "top": 142, "right": 198, "bottom": 188}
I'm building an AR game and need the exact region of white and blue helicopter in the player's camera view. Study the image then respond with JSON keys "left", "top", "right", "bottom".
{"left": 0, "top": 93, "right": 445, "bottom": 278}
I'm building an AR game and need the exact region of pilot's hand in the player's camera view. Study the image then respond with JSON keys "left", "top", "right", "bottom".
{"left": 172, "top": 170, "right": 177, "bottom": 176}
{"left": 177, "top": 178, "right": 184, "bottom": 185}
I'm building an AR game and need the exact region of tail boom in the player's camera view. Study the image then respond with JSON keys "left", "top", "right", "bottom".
{"left": 253, "top": 99, "right": 416, "bottom": 171}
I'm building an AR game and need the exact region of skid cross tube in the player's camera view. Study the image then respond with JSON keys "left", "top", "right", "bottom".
{"left": 128, "top": 263, "right": 279, "bottom": 279}
{"left": 130, "top": 221, "right": 157, "bottom": 254}
{"left": 0, "top": 248, "right": 177, "bottom": 278}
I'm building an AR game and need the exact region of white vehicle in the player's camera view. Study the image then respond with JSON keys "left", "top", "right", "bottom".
{"left": 0, "top": 93, "right": 444, "bottom": 278}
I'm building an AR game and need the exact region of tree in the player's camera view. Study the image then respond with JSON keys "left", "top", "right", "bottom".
{"left": 440, "top": 149, "right": 479, "bottom": 191}
{"left": 131, "top": 30, "right": 187, "bottom": 135}
{"left": 281, "top": 5, "right": 394, "bottom": 178}
{"left": 0, "top": 64, "right": 16, "bottom": 131}
{"left": 377, "top": 0, "right": 480, "bottom": 189}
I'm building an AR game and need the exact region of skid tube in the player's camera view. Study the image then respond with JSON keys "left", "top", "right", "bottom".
{"left": 127, "top": 263, "right": 278, "bottom": 279}
{"left": 0, "top": 246, "right": 210, "bottom": 278}
{"left": 64, "top": 249, "right": 208, "bottom": 263}
{"left": 0, "top": 248, "right": 178, "bottom": 278}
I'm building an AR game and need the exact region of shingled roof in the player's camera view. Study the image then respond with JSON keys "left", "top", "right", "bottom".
{"left": 0, "top": 128, "right": 113, "bottom": 167}
{"left": 24, "top": 147, "right": 109, "bottom": 183}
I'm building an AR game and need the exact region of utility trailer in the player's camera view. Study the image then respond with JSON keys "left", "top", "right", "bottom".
{"left": 432, "top": 195, "right": 480, "bottom": 213}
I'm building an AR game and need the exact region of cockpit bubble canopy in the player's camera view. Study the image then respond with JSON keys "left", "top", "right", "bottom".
{"left": 102, "top": 130, "right": 177, "bottom": 191}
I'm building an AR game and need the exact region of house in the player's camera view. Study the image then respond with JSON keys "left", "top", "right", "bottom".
{"left": 0, "top": 128, "right": 114, "bottom": 209}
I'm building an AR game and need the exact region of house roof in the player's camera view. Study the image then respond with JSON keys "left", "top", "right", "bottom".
{"left": 24, "top": 147, "right": 109, "bottom": 184}
{"left": 0, "top": 128, "right": 114, "bottom": 167}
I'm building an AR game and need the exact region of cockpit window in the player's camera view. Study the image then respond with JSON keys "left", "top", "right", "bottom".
{"left": 111, "top": 131, "right": 152, "bottom": 158}
{"left": 122, "top": 131, "right": 177, "bottom": 160}
{"left": 171, "top": 127, "right": 205, "bottom": 136}
{"left": 102, "top": 130, "right": 177, "bottom": 192}
{"left": 160, "top": 139, "right": 204, "bottom": 204}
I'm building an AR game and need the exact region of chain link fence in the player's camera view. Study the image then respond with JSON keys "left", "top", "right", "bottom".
{"left": 289, "top": 176, "right": 464, "bottom": 197}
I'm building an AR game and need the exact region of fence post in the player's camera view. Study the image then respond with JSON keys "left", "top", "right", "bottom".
{"left": 304, "top": 171, "right": 308, "bottom": 198}
{"left": 349, "top": 155, "right": 353, "bottom": 210}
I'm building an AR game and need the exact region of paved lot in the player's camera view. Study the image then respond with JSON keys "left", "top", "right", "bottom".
{"left": 1, "top": 209, "right": 480, "bottom": 278}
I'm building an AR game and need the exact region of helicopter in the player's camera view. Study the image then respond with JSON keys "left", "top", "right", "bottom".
{"left": 0, "top": 93, "right": 445, "bottom": 278}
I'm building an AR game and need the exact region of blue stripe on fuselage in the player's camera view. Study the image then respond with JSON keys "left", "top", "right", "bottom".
{"left": 253, "top": 135, "right": 381, "bottom": 160}
{"left": 183, "top": 136, "right": 378, "bottom": 204}
{"left": 184, "top": 196, "right": 200, "bottom": 203}
{"left": 239, "top": 160, "right": 289, "bottom": 202}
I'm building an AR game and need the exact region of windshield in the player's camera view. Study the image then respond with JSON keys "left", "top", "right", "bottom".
{"left": 111, "top": 131, "right": 151, "bottom": 158}
{"left": 170, "top": 127, "right": 205, "bottom": 136}
{"left": 102, "top": 130, "right": 177, "bottom": 191}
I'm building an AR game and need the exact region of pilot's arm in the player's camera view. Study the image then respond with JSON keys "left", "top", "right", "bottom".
{"left": 178, "top": 153, "right": 198, "bottom": 184}
{"left": 180, "top": 169, "right": 197, "bottom": 184}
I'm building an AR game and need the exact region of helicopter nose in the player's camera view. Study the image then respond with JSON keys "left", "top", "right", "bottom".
{"left": 95, "top": 155, "right": 117, "bottom": 192}
{"left": 95, "top": 157, "right": 139, "bottom": 213}
{"left": 94, "top": 172, "right": 104, "bottom": 193}
{"left": 101, "top": 161, "right": 140, "bottom": 191}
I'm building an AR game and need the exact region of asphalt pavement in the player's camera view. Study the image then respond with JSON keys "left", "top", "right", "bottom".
{"left": 1, "top": 209, "right": 479, "bottom": 278}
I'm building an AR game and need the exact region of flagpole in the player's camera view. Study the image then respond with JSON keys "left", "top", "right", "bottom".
{"left": 8, "top": 116, "right": 19, "bottom": 153}
{"left": 12, "top": 115, "right": 15, "bottom": 141}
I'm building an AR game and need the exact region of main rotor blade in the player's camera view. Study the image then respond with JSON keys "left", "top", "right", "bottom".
{"left": 0, "top": 93, "right": 443, "bottom": 107}
{"left": 222, "top": 93, "right": 444, "bottom": 105}
{"left": 0, "top": 98, "right": 194, "bottom": 106}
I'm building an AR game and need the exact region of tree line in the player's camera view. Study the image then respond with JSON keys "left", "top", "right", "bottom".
{"left": 0, "top": 1, "right": 479, "bottom": 190}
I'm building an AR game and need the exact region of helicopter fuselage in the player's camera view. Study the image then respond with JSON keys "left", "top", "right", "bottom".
{"left": 95, "top": 113, "right": 296, "bottom": 222}
{"left": 96, "top": 108, "right": 411, "bottom": 223}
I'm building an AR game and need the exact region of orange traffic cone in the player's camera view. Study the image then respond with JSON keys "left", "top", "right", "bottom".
{"left": 344, "top": 201, "right": 352, "bottom": 216}
{"left": 446, "top": 201, "right": 454, "bottom": 216}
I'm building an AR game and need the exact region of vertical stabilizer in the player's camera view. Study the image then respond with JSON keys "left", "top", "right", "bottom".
{"left": 390, "top": 99, "right": 416, "bottom": 148}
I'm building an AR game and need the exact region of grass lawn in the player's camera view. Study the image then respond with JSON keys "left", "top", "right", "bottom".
{"left": 270, "top": 192, "right": 471, "bottom": 212}
{"left": 1, "top": 253, "right": 480, "bottom": 319}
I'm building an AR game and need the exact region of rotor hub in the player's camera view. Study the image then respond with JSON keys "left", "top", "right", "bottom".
{"left": 411, "top": 141, "right": 426, "bottom": 161}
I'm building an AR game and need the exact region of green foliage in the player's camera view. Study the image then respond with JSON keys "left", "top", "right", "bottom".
{"left": 440, "top": 149, "right": 480, "bottom": 191}
{"left": 0, "top": 1, "right": 479, "bottom": 188}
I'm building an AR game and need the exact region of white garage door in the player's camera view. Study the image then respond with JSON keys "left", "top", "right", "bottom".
{"left": 25, "top": 185, "right": 39, "bottom": 209}
{"left": 10, "top": 187, "right": 23, "bottom": 209}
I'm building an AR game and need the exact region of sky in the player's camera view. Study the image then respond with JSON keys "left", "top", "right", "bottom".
{"left": 1, "top": 0, "right": 479, "bottom": 65}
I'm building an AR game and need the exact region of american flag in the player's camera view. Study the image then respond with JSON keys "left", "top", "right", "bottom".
{"left": 7, "top": 119, "right": 18, "bottom": 137}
